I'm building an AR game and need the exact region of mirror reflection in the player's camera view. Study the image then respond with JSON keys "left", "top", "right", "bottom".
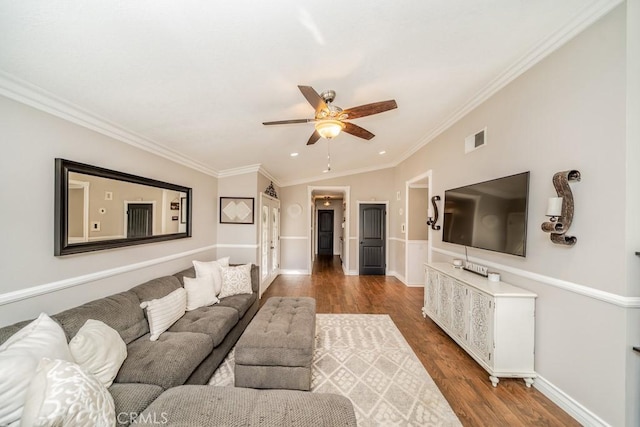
{"left": 67, "top": 172, "right": 187, "bottom": 243}
{"left": 55, "top": 159, "right": 192, "bottom": 256}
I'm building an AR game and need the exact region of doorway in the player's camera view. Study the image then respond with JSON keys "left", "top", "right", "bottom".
{"left": 317, "top": 210, "right": 334, "bottom": 255}
{"left": 358, "top": 203, "right": 386, "bottom": 275}
{"left": 405, "top": 170, "right": 433, "bottom": 285}
{"left": 307, "top": 186, "right": 350, "bottom": 275}
{"left": 260, "top": 193, "right": 280, "bottom": 294}
{"left": 126, "top": 203, "right": 153, "bottom": 238}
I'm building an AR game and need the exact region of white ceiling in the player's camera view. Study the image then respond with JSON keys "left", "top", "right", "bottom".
{"left": 0, "top": 1, "right": 620, "bottom": 186}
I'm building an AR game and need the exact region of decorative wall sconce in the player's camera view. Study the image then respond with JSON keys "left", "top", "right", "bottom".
{"left": 541, "top": 170, "right": 581, "bottom": 246}
{"left": 426, "top": 195, "right": 441, "bottom": 231}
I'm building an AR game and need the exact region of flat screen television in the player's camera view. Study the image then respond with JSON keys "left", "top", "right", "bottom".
{"left": 443, "top": 172, "right": 530, "bottom": 257}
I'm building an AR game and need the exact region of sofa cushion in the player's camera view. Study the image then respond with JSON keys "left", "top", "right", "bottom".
{"left": 183, "top": 276, "right": 219, "bottom": 311}
{"left": 173, "top": 267, "right": 196, "bottom": 286}
{"left": 0, "top": 319, "right": 32, "bottom": 346}
{"left": 140, "top": 288, "right": 187, "bottom": 341}
{"left": 54, "top": 290, "right": 148, "bottom": 344}
{"left": 219, "top": 264, "right": 253, "bottom": 298}
{"left": 135, "top": 385, "right": 357, "bottom": 426}
{"left": 175, "top": 264, "right": 260, "bottom": 293}
{"left": 193, "top": 257, "right": 230, "bottom": 295}
{"left": 217, "top": 293, "right": 257, "bottom": 318}
{"left": 168, "top": 306, "right": 238, "bottom": 347}
{"left": 20, "top": 358, "right": 115, "bottom": 427}
{"left": 69, "top": 319, "right": 127, "bottom": 388}
{"left": 115, "top": 332, "right": 213, "bottom": 389}
{"left": 109, "top": 383, "right": 164, "bottom": 427}
{"left": 0, "top": 313, "right": 73, "bottom": 426}
{"left": 130, "top": 276, "right": 182, "bottom": 306}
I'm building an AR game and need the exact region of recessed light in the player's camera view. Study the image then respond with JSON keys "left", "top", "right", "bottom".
{"left": 379, "top": 150, "right": 386, "bottom": 155}
{"left": 290, "top": 152, "right": 299, "bottom": 157}
{"left": 322, "top": 169, "right": 329, "bottom": 173}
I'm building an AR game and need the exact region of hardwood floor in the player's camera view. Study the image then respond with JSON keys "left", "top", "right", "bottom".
{"left": 261, "top": 255, "right": 579, "bottom": 427}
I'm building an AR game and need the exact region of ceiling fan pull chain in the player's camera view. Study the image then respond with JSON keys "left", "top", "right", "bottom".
{"left": 327, "top": 140, "right": 331, "bottom": 171}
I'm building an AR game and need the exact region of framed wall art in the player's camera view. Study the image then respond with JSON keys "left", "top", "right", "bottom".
{"left": 220, "top": 197, "right": 254, "bottom": 224}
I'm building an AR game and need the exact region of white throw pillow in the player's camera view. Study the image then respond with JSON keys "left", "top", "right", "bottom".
{"left": 193, "top": 256, "right": 230, "bottom": 295}
{"left": 219, "top": 264, "right": 253, "bottom": 299}
{"left": 0, "top": 313, "right": 72, "bottom": 426}
{"left": 20, "top": 358, "right": 115, "bottom": 427}
{"left": 184, "top": 276, "right": 219, "bottom": 311}
{"left": 140, "top": 287, "right": 187, "bottom": 341}
{"left": 69, "top": 319, "right": 127, "bottom": 388}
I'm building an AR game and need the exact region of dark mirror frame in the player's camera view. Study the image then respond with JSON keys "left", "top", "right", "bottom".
{"left": 55, "top": 158, "right": 192, "bottom": 256}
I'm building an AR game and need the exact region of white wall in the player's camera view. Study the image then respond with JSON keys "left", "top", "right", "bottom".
{"left": 391, "top": 5, "right": 633, "bottom": 425}
{"left": 0, "top": 95, "right": 218, "bottom": 326}
{"left": 625, "top": 0, "right": 640, "bottom": 425}
{"left": 279, "top": 168, "right": 394, "bottom": 274}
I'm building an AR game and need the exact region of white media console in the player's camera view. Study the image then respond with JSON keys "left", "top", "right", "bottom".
{"left": 422, "top": 262, "right": 537, "bottom": 387}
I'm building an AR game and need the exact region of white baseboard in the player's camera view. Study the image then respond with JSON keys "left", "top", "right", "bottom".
{"left": 278, "top": 269, "right": 309, "bottom": 275}
{"left": 534, "top": 375, "right": 610, "bottom": 427}
{"left": 387, "top": 270, "right": 406, "bottom": 284}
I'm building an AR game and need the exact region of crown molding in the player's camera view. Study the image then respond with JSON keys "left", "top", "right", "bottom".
{"left": 257, "top": 166, "right": 281, "bottom": 188}
{"left": 393, "top": 0, "right": 624, "bottom": 167}
{"left": 216, "top": 163, "right": 262, "bottom": 178}
{"left": 0, "top": 71, "right": 219, "bottom": 177}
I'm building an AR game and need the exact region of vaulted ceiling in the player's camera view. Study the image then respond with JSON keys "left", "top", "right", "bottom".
{"left": 0, "top": 0, "right": 620, "bottom": 185}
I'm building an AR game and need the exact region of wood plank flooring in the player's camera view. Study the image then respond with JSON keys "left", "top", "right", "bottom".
{"left": 261, "top": 255, "right": 579, "bottom": 427}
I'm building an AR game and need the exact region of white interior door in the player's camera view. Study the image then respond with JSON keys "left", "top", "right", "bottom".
{"left": 260, "top": 194, "right": 280, "bottom": 294}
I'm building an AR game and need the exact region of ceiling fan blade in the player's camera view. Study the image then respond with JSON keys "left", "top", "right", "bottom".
{"left": 298, "top": 85, "right": 328, "bottom": 114}
{"left": 343, "top": 122, "right": 375, "bottom": 140}
{"left": 262, "top": 118, "right": 313, "bottom": 125}
{"left": 306, "top": 130, "right": 321, "bottom": 145}
{"left": 344, "top": 100, "right": 398, "bottom": 119}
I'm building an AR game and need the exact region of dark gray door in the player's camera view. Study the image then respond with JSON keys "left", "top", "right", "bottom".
{"left": 359, "top": 204, "right": 386, "bottom": 275}
{"left": 127, "top": 204, "right": 153, "bottom": 238}
{"left": 317, "top": 210, "right": 334, "bottom": 255}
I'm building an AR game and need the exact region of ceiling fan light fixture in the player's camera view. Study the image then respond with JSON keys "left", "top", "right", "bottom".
{"left": 315, "top": 119, "right": 345, "bottom": 139}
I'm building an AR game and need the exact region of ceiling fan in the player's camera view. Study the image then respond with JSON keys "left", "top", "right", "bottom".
{"left": 262, "top": 85, "right": 398, "bottom": 145}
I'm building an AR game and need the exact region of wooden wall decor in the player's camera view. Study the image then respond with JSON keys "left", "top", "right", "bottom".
{"left": 426, "top": 195, "right": 441, "bottom": 231}
{"left": 541, "top": 170, "right": 581, "bottom": 246}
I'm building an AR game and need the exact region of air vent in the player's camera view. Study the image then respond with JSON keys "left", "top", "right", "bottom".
{"left": 465, "top": 127, "right": 487, "bottom": 153}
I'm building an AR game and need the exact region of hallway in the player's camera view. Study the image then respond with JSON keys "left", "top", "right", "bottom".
{"left": 261, "top": 259, "right": 579, "bottom": 427}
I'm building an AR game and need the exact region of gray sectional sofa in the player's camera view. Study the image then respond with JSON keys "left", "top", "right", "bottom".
{"left": 0, "top": 264, "right": 357, "bottom": 426}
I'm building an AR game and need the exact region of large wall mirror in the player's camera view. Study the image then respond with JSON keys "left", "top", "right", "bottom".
{"left": 55, "top": 158, "right": 192, "bottom": 256}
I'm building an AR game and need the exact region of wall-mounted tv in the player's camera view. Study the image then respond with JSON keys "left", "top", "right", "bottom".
{"left": 443, "top": 172, "right": 530, "bottom": 257}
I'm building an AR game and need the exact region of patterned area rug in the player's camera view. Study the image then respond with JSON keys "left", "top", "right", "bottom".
{"left": 209, "top": 314, "right": 461, "bottom": 426}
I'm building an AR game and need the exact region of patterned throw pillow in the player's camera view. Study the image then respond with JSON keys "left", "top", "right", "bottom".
{"left": 20, "top": 358, "right": 115, "bottom": 427}
{"left": 140, "top": 287, "right": 187, "bottom": 341}
{"left": 69, "top": 319, "right": 127, "bottom": 388}
{"left": 0, "top": 313, "right": 72, "bottom": 426}
{"left": 218, "top": 264, "right": 253, "bottom": 299}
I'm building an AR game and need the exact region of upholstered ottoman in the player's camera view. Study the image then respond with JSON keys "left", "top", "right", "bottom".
{"left": 234, "top": 297, "right": 316, "bottom": 391}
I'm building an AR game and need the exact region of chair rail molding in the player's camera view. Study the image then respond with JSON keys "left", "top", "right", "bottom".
{"left": 0, "top": 244, "right": 218, "bottom": 306}
{"left": 432, "top": 247, "right": 640, "bottom": 308}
